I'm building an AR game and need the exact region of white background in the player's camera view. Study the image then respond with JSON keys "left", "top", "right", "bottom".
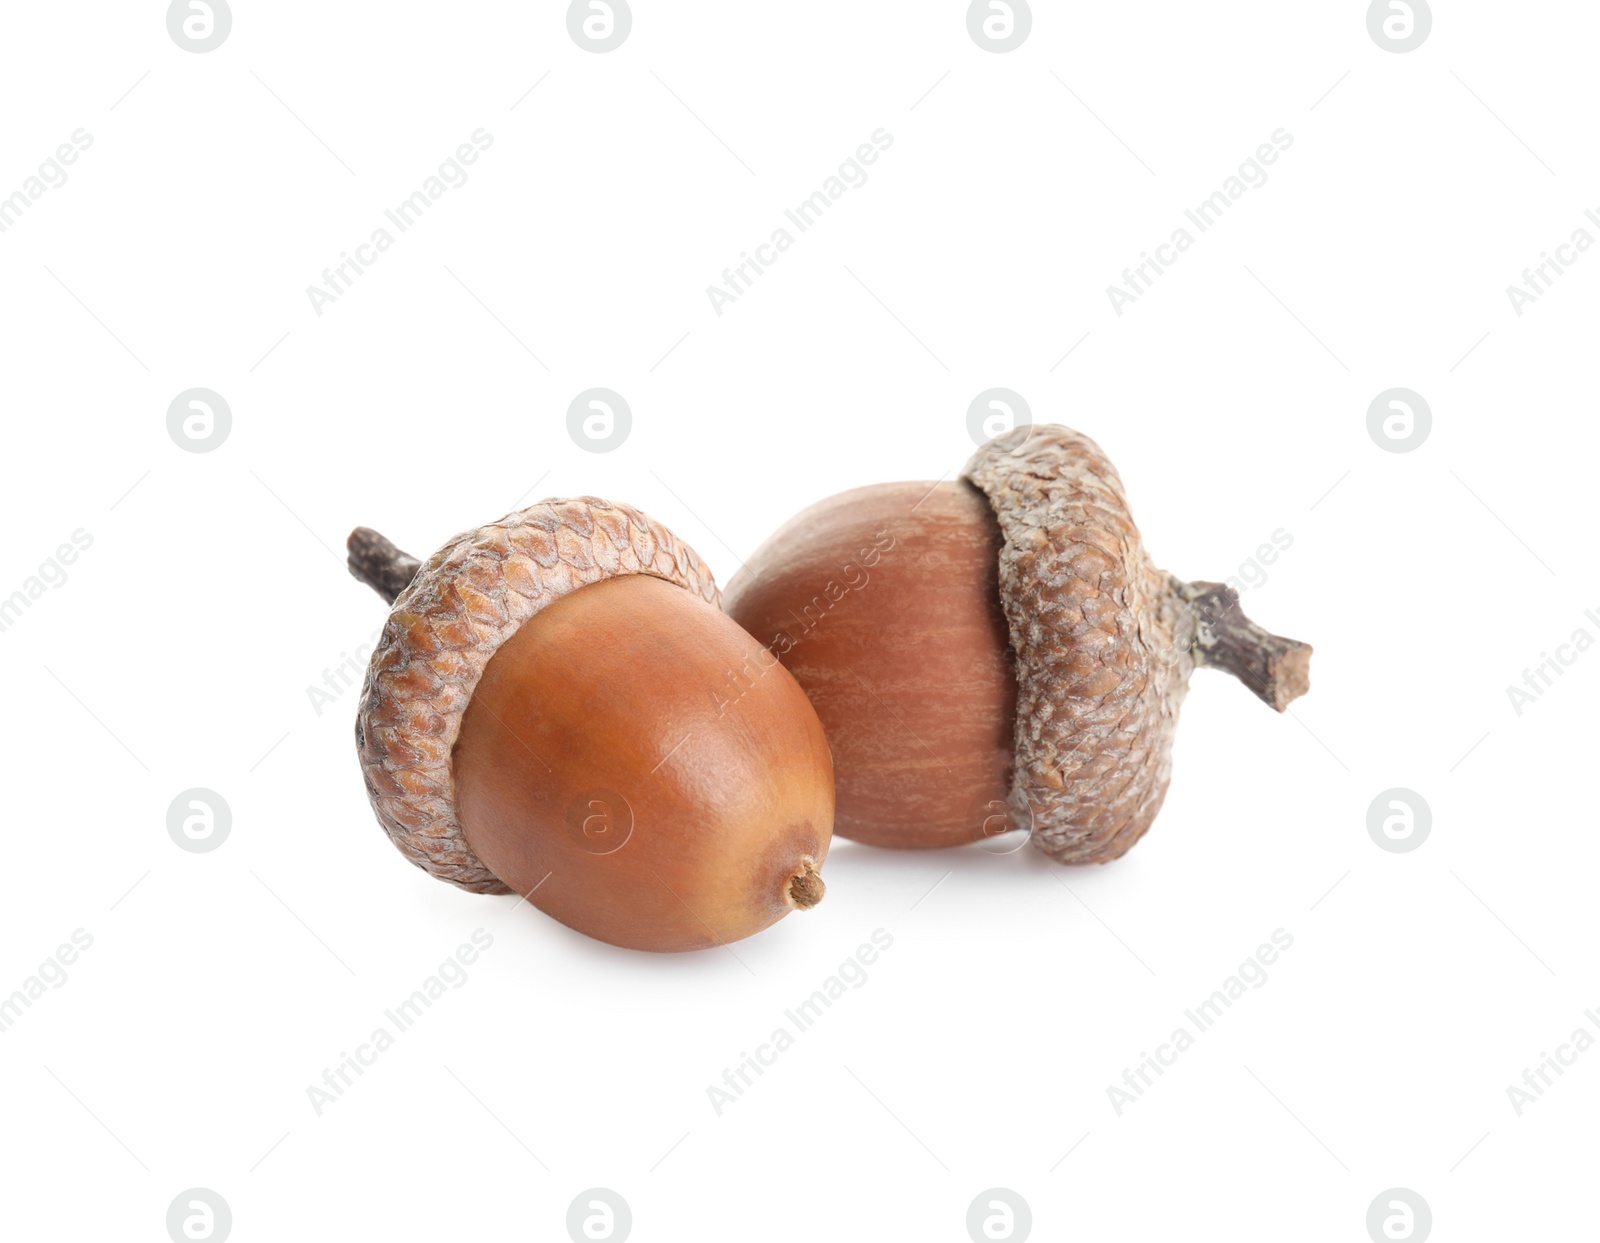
{"left": 1, "top": 2, "right": 1595, "bottom": 1240}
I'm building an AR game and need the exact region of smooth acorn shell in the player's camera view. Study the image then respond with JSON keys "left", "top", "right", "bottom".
{"left": 453, "top": 573, "right": 834, "bottom": 951}
{"left": 723, "top": 481, "right": 1015, "bottom": 849}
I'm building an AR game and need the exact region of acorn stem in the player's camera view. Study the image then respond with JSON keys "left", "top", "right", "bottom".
{"left": 348, "top": 527, "right": 421, "bottom": 604}
{"left": 788, "top": 859, "right": 825, "bottom": 910}
{"left": 1174, "top": 579, "right": 1311, "bottom": 712}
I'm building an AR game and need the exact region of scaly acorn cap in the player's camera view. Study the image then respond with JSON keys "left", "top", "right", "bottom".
{"left": 962, "top": 426, "right": 1310, "bottom": 865}
{"left": 352, "top": 497, "right": 720, "bottom": 894}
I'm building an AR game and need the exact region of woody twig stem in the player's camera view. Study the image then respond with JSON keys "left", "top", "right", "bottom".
{"left": 348, "top": 527, "right": 421, "bottom": 605}
{"left": 1174, "top": 579, "right": 1312, "bottom": 712}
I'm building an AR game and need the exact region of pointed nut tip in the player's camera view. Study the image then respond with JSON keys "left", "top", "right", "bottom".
{"left": 787, "top": 858, "right": 825, "bottom": 911}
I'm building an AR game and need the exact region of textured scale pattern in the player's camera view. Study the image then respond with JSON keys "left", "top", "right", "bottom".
{"left": 963, "top": 428, "right": 1196, "bottom": 864}
{"left": 355, "top": 497, "right": 721, "bottom": 893}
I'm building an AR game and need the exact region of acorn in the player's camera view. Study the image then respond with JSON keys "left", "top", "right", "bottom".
{"left": 348, "top": 497, "right": 833, "bottom": 951}
{"left": 723, "top": 426, "right": 1311, "bottom": 863}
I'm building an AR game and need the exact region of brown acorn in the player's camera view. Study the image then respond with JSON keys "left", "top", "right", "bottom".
{"left": 349, "top": 497, "right": 833, "bottom": 951}
{"left": 723, "top": 426, "right": 1311, "bottom": 863}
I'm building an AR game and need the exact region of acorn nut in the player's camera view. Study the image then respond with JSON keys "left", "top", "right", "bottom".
{"left": 349, "top": 497, "right": 834, "bottom": 952}
{"left": 724, "top": 426, "right": 1312, "bottom": 863}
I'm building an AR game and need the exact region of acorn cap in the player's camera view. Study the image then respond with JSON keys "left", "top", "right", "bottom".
{"left": 963, "top": 427, "right": 1206, "bottom": 864}
{"left": 354, "top": 497, "right": 720, "bottom": 894}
